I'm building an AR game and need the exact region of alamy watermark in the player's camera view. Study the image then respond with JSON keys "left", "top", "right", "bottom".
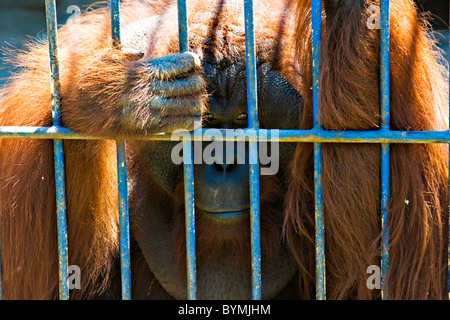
{"left": 171, "top": 121, "right": 280, "bottom": 175}
{"left": 68, "top": 265, "right": 81, "bottom": 290}
{"left": 366, "top": 5, "right": 381, "bottom": 30}
{"left": 67, "top": 5, "right": 81, "bottom": 23}
{"left": 366, "top": 265, "right": 381, "bottom": 290}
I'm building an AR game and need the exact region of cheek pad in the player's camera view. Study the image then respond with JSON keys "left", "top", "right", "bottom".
{"left": 142, "top": 141, "right": 181, "bottom": 194}
{"left": 258, "top": 68, "right": 301, "bottom": 130}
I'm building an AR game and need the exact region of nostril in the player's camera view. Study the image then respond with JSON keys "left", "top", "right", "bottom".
{"left": 214, "top": 162, "right": 224, "bottom": 173}
{"left": 225, "top": 163, "right": 237, "bottom": 174}
{"left": 212, "top": 162, "right": 240, "bottom": 174}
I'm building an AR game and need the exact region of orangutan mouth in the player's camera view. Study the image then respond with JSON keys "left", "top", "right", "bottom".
{"left": 199, "top": 209, "right": 249, "bottom": 223}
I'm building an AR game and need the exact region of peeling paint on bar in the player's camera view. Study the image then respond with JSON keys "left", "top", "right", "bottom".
{"left": 45, "top": 0, "right": 69, "bottom": 300}
{"left": 249, "top": 140, "right": 262, "bottom": 300}
{"left": 3, "top": 126, "right": 450, "bottom": 143}
{"left": 380, "top": 0, "right": 391, "bottom": 300}
{"left": 314, "top": 143, "right": 326, "bottom": 300}
{"left": 244, "top": 0, "right": 262, "bottom": 300}
{"left": 110, "top": 0, "right": 132, "bottom": 301}
{"left": 311, "top": 0, "right": 322, "bottom": 131}
{"left": 183, "top": 140, "right": 197, "bottom": 300}
{"left": 178, "top": 0, "right": 198, "bottom": 300}
{"left": 117, "top": 139, "right": 132, "bottom": 300}
{"left": 178, "top": 0, "right": 189, "bottom": 53}
{"left": 110, "top": 0, "right": 121, "bottom": 48}
{"left": 312, "top": 0, "right": 326, "bottom": 300}
{"left": 381, "top": 143, "right": 390, "bottom": 299}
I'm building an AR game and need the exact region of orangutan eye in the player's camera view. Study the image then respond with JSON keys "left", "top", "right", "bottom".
{"left": 236, "top": 112, "right": 247, "bottom": 121}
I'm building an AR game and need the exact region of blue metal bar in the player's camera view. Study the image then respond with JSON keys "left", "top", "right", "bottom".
{"left": 381, "top": 143, "right": 390, "bottom": 299}
{"left": 380, "top": 0, "right": 391, "bottom": 300}
{"left": 110, "top": 0, "right": 132, "bottom": 300}
{"left": 177, "top": 0, "right": 189, "bottom": 53}
{"left": 177, "top": 0, "right": 197, "bottom": 300}
{"left": 110, "top": 0, "right": 121, "bottom": 48}
{"left": 53, "top": 140, "right": 69, "bottom": 299}
{"left": 312, "top": 0, "right": 322, "bottom": 131}
{"left": 116, "top": 140, "right": 131, "bottom": 300}
{"left": 249, "top": 139, "right": 262, "bottom": 300}
{"left": 314, "top": 142, "right": 325, "bottom": 299}
{"left": 45, "top": 0, "right": 69, "bottom": 301}
{"left": 244, "top": 0, "right": 262, "bottom": 300}
{"left": 182, "top": 140, "right": 197, "bottom": 300}
{"left": 244, "top": 0, "right": 259, "bottom": 130}
{"left": 380, "top": 0, "right": 391, "bottom": 130}
{"left": 311, "top": 0, "right": 326, "bottom": 300}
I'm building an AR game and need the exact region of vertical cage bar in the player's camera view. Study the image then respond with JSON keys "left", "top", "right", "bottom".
{"left": 110, "top": 0, "right": 132, "bottom": 300}
{"left": 249, "top": 139, "right": 261, "bottom": 300}
{"left": 111, "top": 0, "right": 121, "bottom": 48}
{"left": 380, "top": 0, "right": 391, "bottom": 130}
{"left": 312, "top": 0, "right": 322, "bottom": 130}
{"left": 177, "top": 0, "right": 198, "bottom": 300}
{"left": 314, "top": 142, "right": 325, "bottom": 299}
{"left": 116, "top": 139, "right": 132, "bottom": 300}
{"left": 244, "top": 0, "right": 259, "bottom": 130}
{"left": 380, "top": 0, "right": 390, "bottom": 300}
{"left": 311, "top": 0, "right": 326, "bottom": 300}
{"left": 182, "top": 140, "right": 197, "bottom": 300}
{"left": 178, "top": 0, "right": 189, "bottom": 53}
{"left": 380, "top": 143, "right": 390, "bottom": 299}
{"left": 45, "top": 0, "right": 69, "bottom": 300}
{"left": 244, "top": 0, "right": 262, "bottom": 300}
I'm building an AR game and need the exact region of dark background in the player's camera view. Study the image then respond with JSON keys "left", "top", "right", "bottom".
{"left": 0, "top": 0, "right": 448, "bottom": 85}
{"left": 416, "top": 0, "right": 448, "bottom": 29}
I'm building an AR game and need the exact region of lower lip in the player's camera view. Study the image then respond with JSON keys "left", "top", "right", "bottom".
{"left": 201, "top": 209, "right": 249, "bottom": 222}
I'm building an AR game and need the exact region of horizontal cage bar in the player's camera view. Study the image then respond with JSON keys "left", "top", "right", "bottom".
{"left": 2, "top": 126, "right": 450, "bottom": 144}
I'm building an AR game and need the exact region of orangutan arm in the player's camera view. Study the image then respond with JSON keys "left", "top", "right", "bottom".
{"left": 62, "top": 51, "right": 205, "bottom": 138}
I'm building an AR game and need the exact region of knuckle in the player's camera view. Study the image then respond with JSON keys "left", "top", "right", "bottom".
{"left": 183, "top": 52, "right": 202, "bottom": 69}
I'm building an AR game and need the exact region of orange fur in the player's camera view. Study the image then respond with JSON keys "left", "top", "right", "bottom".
{"left": 285, "top": 0, "right": 449, "bottom": 299}
{"left": 0, "top": 0, "right": 294, "bottom": 299}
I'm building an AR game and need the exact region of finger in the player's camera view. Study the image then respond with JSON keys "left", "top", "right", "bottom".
{"left": 120, "top": 108, "right": 202, "bottom": 133}
{"left": 143, "top": 112, "right": 203, "bottom": 134}
{"left": 142, "top": 52, "right": 202, "bottom": 80}
{"left": 149, "top": 96, "right": 204, "bottom": 116}
{"left": 151, "top": 76, "right": 205, "bottom": 98}
{"left": 153, "top": 115, "right": 202, "bottom": 133}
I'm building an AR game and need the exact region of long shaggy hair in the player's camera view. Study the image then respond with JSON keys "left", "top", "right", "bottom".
{"left": 285, "top": 0, "right": 449, "bottom": 299}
